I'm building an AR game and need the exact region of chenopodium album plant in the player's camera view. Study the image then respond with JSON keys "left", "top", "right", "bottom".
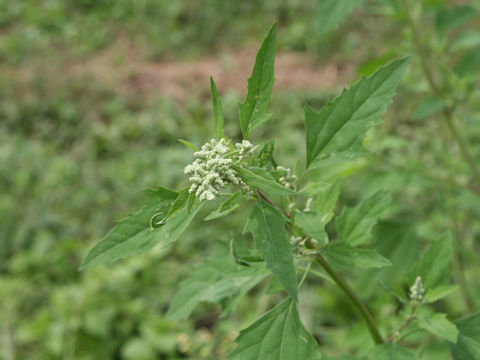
{"left": 81, "top": 24, "right": 472, "bottom": 358}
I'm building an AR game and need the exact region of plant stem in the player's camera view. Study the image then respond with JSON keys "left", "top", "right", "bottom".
{"left": 258, "top": 190, "right": 385, "bottom": 344}
{"left": 315, "top": 254, "right": 384, "bottom": 345}
{"left": 400, "top": 0, "right": 480, "bottom": 195}
{"left": 385, "top": 307, "right": 416, "bottom": 343}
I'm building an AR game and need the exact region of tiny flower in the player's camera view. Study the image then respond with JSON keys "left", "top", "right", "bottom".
{"left": 277, "top": 165, "right": 297, "bottom": 190}
{"left": 409, "top": 276, "right": 425, "bottom": 302}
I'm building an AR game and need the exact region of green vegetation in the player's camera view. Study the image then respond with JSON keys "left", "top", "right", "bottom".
{"left": 1, "top": 0, "right": 480, "bottom": 359}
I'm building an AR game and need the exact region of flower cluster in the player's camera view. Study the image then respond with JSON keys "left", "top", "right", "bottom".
{"left": 290, "top": 236, "right": 306, "bottom": 255}
{"left": 184, "top": 139, "right": 255, "bottom": 201}
{"left": 409, "top": 276, "right": 425, "bottom": 302}
{"left": 277, "top": 166, "right": 297, "bottom": 190}
{"left": 234, "top": 140, "right": 255, "bottom": 163}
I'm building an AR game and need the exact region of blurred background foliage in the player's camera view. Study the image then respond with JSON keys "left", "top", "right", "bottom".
{"left": 1, "top": 0, "right": 479, "bottom": 359}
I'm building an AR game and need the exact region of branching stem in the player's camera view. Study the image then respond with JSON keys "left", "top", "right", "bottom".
{"left": 400, "top": 0, "right": 480, "bottom": 194}
{"left": 258, "top": 191, "right": 384, "bottom": 345}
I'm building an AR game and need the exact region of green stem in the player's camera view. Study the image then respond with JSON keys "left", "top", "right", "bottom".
{"left": 400, "top": 0, "right": 480, "bottom": 195}
{"left": 385, "top": 307, "right": 416, "bottom": 343}
{"left": 258, "top": 191, "right": 384, "bottom": 344}
{"left": 315, "top": 254, "right": 384, "bottom": 345}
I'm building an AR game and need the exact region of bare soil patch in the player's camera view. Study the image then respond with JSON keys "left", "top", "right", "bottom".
{"left": 69, "top": 44, "right": 354, "bottom": 102}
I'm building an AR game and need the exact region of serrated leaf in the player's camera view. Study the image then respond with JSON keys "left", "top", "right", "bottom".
{"left": 80, "top": 188, "right": 202, "bottom": 270}
{"left": 295, "top": 211, "right": 328, "bottom": 245}
{"left": 239, "top": 23, "right": 276, "bottom": 138}
{"left": 370, "top": 343, "right": 417, "bottom": 359}
{"left": 310, "top": 179, "right": 341, "bottom": 224}
{"left": 323, "top": 243, "right": 391, "bottom": 270}
{"left": 166, "top": 246, "right": 268, "bottom": 320}
{"left": 210, "top": 76, "right": 224, "bottom": 139}
{"left": 316, "top": 0, "right": 364, "bottom": 35}
{"left": 336, "top": 190, "right": 391, "bottom": 246}
{"left": 424, "top": 285, "right": 459, "bottom": 303}
{"left": 257, "top": 139, "right": 277, "bottom": 168}
{"left": 227, "top": 298, "right": 321, "bottom": 360}
{"left": 409, "top": 232, "right": 453, "bottom": 290}
{"left": 232, "top": 165, "right": 296, "bottom": 196}
{"left": 244, "top": 199, "right": 298, "bottom": 302}
{"left": 418, "top": 313, "right": 459, "bottom": 343}
{"left": 449, "top": 312, "right": 480, "bottom": 360}
{"left": 204, "top": 192, "right": 242, "bottom": 221}
{"left": 305, "top": 57, "right": 409, "bottom": 167}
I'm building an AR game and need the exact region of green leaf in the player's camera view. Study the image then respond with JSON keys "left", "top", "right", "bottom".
{"left": 418, "top": 313, "right": 459, "bottom": 343}
{"left": 80, "top": 188, "right": 202, "bottom": 270}
{"left": 257, "top": 139, "right": 277, "bottom": 168}
{"left": 435, "top": 5, "right": 476, "bottom": 33}
{"left": 165, "top": 245, "right": 268, "bottom": 320}
{"left": 177, "top": 139, "right": 198, "bottom": 152}
{"left": 167, "top": 187, "right": 190, "bottom": 217}
{"left": 210, "top": 76, "right": 224, "bottom": 139}
{"left": 409, "top": 232, "right": 453, "bottom": 289}
{"left": 310, "top": 179, "right": 341, "bottom": 225}
{"left": 453, "top": 49, "right": 480, "bottom": 78}
{"left": 424, "top": 285, "right": 459, "bottom": 303}
{"left": 239, "top": 23, "right": 276, "bottom": 138}
{"left": 265, "top": 275, "right": 285, "bottom": 295}
{"left": 413, "top": 97, "right": 446, "bottom": 120}
{"left": 204, "top": 192, "right": 243, "bottom": 221}
{"left": 232, "top": 165, "right": 296, "bottom": 196}
{"left": 244, "top": 199, "right": 298, "bottom": 302}
{"left": 449, "top": 313, "right": 480, "bottom": 360}
{"left": 316, "top": 0, "right": 364, "bottom": 35}
{"left": 305, "top": 57, "right": 409, "bottom": 167}
{"left": 227, "top": 298, "right": 321, "bottom": 360}
{"left": 336, "top": 190, "right": 391, "bottom": 246}
{"left": 295, "top": 211, "right": 328, "bottom": 245}
{"left": 323, "top": 243, "right": 392, "bottom": 270}
{"left": 370, "top": 343, "right": 417, "bottom": 359}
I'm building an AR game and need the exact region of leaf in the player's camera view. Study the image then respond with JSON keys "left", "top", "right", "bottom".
{"left": 257, "top": 139, "right": 277, "bottom": 168}
{"left": 295, "top": 211, "right": 328, "bottom": 245}
{"left": 80, "top": 188, "right": 202, "bottom": 270}
{"left": 210, "top": 76, "right": 224, "bottom": 139}
{"left": 310, "top": 179, "right": 341, "bottom": 225}
{"left": 449, "top": 312, "right": 480, "bottom": 360}
{"left": 244, "top": 199, "right": 298, "bottom": 302}
{"left": 409, "top": 232, "right": 453, "bottom": 289}
{"left": 424, "top": 285, "right": 459, "bottom": 303}
{"left": 435, "top": 5, "right": 476, "bottom": 33}
{"left": 239, "top": 23, "right": 276, "bottom": 138}
{"left": 323, "top": 243, "right": 391, "bottom": 270}
{"left": 305, "top": 57, "right": 409, "bottom": 167}
{"left": 167, "top": 187, "right": 190, "bottom": 217}
{"left": 232, "top": 165, "right": 296, "bottom": 196}
{"left": 369, "top": 343, "right": 417, "bottom": 359}
{"left": 316, "top": 0, "right": 364, "bottom": 35}
{"left": 413, "top": 97, "right": 446, "bottom": 120}
{"left": 177, "top": 139, "right": 198, "bottom": 152}
{"left": 204, "top": 192, "right": 243, "bottom": 221}
{"left": 265, "top": 275, "right": 284, "bottom": 295}
{"left": 418, "top": 313, "right": 459, "bottom": 343}
{"left": 165, "top": 245, "right": 268, "bottom": 320}
{"left": 453, "top": 49, "right": 480, "bottom": 78}
{"left": 336, "top": 190, "right": 391, "bottom": 246}
{"left": 227, "top": 298, "right": 321, "bottom": 360}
